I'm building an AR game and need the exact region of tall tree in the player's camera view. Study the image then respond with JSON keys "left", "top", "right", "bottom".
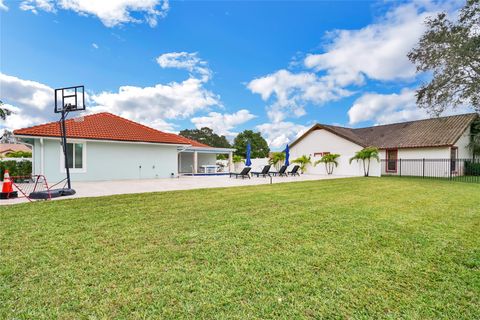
{"left": 0, "top": 100, "right": 12, "bottom": 121}
{"left": 0, "top": 130, "right": 17, "bottom": 144}
{"left": 233, "top": 130, "right": 270, "bottom": 158}
{"left": 179, "top": 127, "right": 231, "bottom": 148}
{"left": 469, "top": 118, "right": 480, "bottom": 158}
{"left": 407, "top": 0, "right": 480, "bottom": 114}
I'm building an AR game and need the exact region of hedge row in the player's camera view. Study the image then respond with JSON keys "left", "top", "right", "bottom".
{"left": 465, "top": 160, "right": 480, "bottom": 176}
{"left": 0, "top": 160, "right": 32, "bottom": 180}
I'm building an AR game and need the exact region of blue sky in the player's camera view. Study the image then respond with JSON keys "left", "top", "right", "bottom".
{"left": 0, "top": 0, "right": 465, "bottom": 149}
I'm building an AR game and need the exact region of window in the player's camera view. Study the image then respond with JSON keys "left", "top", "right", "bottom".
{"left": 450, "top": 147, "right": 458, "bottom": 173}
{"left": 314, "top": 152, "right": 331, "bottom": 157}
{"left": 386, "top": 149, "right": 398, "bottom": 172}
{"left": 61, "top": 142, "right": 86, "bottom": 172}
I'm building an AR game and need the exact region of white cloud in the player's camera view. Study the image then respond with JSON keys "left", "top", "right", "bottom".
{"left": 0, "top": 0, "right": 8, "bottom": 11}
{"left": 89, "top": 78, "right": 220, "bottom": 130}
{"left": 304, "top": 1, "right": 457, "bottom": 86}
{"left": 256, "top": 121, "right": 308, "bottom": 149}
{"left": 0, "top": 73, "right": 55, "bottom": 131}
{"left": 1, "top": 71, "right": 221, "bottom": 133}
{"left": 348, "top": 89, "right": 425, "bottom": 125}
{"left": 348, "top": 87, "right": 472, "bottom": 126}
{"left": 247, "top": 69, "right": 351, "bottom": 123}
{"left": 20, "top": 0, "right": 54, "bottom": 13}
{"left": 19, "top": 0, "right": 169, "bottom": 27}
{"left": 156, "top": 52, "right": 211, "bottom": 82}
{"left": 247, "top": 1, "right": 462, "bottom": 125}
{"left": 191, "top": 109, "right": 256, "bottom": 137}
{"left": 92, "top": 43, "right": 99, "bottom": 49}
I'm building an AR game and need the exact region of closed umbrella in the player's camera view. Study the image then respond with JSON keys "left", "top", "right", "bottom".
{"left": 245, "top": 142, "right": 252, "bottom": 167}
{"left": 285, "top": 144, "right": 290, "bottom": 166}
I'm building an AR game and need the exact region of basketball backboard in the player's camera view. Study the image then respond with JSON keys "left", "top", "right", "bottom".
{"left": 54, "top": 86, "right": 85, "bottom": 113}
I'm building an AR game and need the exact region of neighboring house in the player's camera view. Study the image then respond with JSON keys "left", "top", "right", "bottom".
{"left": 0, "top": 143, "right": 31, "bottom": 157}
{"left": 289, "top": 113, "right": 479, "bottom": 177}
{"left": 13, "top": 112, "right": 235, "bottom": 182}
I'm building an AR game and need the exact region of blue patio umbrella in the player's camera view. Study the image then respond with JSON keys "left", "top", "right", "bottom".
{"left": 245, "top": 142, "right": 252, "bottom": 166}
{"left": 285, "top": 144, "right": 290, "bottom": 166}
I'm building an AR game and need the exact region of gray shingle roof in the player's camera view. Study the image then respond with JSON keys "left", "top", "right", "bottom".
{"left": 291, "top": 113, "right": 478, "bottom": 149}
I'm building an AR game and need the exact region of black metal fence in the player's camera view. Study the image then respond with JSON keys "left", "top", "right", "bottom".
{"left": 380, "top": 158, "right": 480, "bottom": 183}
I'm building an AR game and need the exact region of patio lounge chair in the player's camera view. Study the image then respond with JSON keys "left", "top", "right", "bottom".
{"left": 271, "top": 165, "right": 288, "bottom": 177}
{"left": 252, "top": 165, "right": 272, "bottom": 178}
{"left": 229, "top": 167, "right": 251, "bottom": 179}
{"left": 288, "top": 165, "right": 300, "bottom": 176}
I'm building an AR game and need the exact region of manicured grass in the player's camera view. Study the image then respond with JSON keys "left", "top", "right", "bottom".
{"left": 1, "top": 177, "right": 479, "bottom": 319}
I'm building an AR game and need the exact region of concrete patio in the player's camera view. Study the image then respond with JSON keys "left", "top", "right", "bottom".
{"left": 0, "top": 174, "right": 353, "bottom": 205}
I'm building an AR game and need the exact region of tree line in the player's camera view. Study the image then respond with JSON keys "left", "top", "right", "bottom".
{"left": 179, "top": 127, "right": 270, "bottom": 158}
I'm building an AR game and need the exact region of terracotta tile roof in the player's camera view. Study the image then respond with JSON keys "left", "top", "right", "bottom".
{"left": 13, "top": 112, "right": 210, "bottom": 146}
{"left": 291, "top": 113, "right": 479, "bottom": 149}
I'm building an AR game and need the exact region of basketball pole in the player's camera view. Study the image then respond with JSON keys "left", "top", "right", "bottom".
{"left": 60, "top": 108, "right": 72, "bottom": 190}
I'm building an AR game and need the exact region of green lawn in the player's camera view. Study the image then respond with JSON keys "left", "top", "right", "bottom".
{"left": 1, "top": 178, "right": 479, "bottom": 319}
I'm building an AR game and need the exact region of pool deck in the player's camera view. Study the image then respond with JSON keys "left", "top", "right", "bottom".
{"left": 0, "top": 174, "right": 354, "bottom": 205}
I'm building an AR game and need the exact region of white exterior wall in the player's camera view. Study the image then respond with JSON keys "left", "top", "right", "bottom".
{"left": 290, "top": 129, "right": 381, "bottom": 177}
{"left": 454, "top": 126, "right": 472, "bottom": 158}
{"left": 381, "top": 148, "right": 452, "bottom": 177}
{"left": 34, "top": 138, "right": 179, "bottom": 182}
{"left": 379, "top": 147, "right": 451, "bottom": 160}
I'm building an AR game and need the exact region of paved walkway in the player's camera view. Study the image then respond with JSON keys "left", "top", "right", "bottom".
{"left": 0, "top": 174, "right": 353, "bottom": 205}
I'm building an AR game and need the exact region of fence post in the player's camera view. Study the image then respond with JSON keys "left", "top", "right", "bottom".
{"left": 449, "top": 158, "right": 452, "bottom": 180}
{"left": 422, "top": 158, "right": 425, "bottom": 178}
{"left": 399, "top": 158, "right": 402, "bottom": 177}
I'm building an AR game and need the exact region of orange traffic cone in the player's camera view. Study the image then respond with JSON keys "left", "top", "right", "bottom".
{"left": 2, "top": 170, "right": 14, "bottom": 193}
{"left": 1, "top": 170, "right": 18, "bottom": 199}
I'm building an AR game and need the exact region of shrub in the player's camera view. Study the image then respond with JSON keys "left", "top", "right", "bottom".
{"left": 292, "top": 155, "right": 312, "bottom": 174}
{"left": 465, "top": 160, "right": 480, "bottom": 176}
{"left": 268, "top": 152, "right": 286, "bottom": 170}
{"left": 0, "top": 160, "right": 32, "bottom": 180}
{"left": 4, "top": 151, "right": 32, "bottom": 158}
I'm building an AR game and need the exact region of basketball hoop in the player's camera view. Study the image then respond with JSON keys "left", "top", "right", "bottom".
{"left": 54, "top": 85, "right": 86, "bottom": 193}
{"left": 55, "top": 86, "right": 85, "bottom": 114}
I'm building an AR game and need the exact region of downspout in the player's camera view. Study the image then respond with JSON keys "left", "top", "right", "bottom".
{"left": 40, "top": 138, "right": 44, "bottom": 175}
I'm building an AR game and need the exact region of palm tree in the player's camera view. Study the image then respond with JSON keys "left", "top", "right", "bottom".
{"left": 292, "top": 155, "right": 312, "bottom": 174}
{"left": 314, "top": 153, "right": 340, "bottom": 175}
{"left": 349, "top": 147, "right": 380, "bottom": 177}
{"left": 232, "top": 155, "right": 244, "bottom": 171}
{"left": 268, "top": 152, "right": 285, "bottom": 170}
{"left": 0, "top": 100, "right": 12, "bottom": 121}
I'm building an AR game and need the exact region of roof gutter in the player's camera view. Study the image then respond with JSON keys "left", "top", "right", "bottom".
{"left": 14, "top": 135, "right": 190, "bottom": 147}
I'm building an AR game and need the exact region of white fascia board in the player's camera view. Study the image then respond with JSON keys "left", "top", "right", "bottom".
{"left": 14, "top": 135, "right": 189, "bottom": 147}
{"left": 181, "top": 147, "right": 236, "bottom": 153}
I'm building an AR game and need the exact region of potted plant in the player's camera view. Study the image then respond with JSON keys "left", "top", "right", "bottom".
{"left": 315, "top": 153, "right": 340, "bottom": 175}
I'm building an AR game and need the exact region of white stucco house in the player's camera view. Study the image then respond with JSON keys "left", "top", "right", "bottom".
{"left": 13, "top": 112, "right": 235, "bottom": 182}
{"left": 289, "top": 113, "right": 479, "bottom": 177}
